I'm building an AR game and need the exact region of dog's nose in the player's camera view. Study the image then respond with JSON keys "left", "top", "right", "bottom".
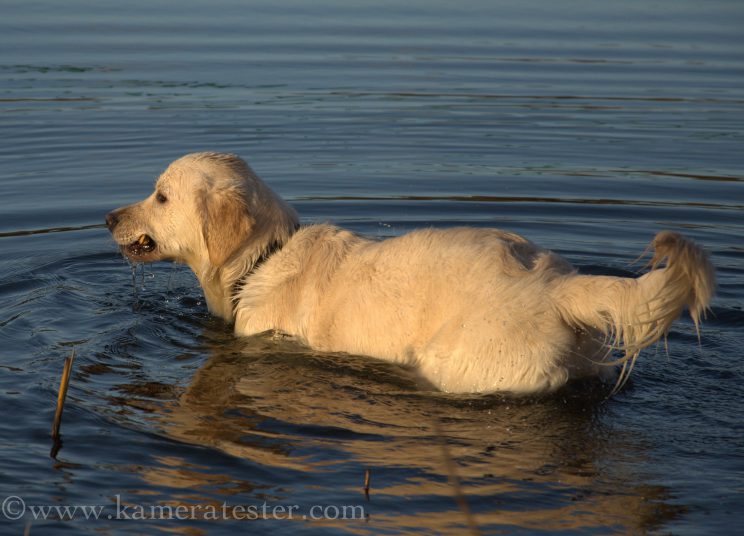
{"left": 105, "top": 211, "right": 119, "bottom": 230}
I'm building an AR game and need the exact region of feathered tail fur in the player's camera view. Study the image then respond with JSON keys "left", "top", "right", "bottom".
{"left": 554, "top": 231, "right": 715, "bottom": 391}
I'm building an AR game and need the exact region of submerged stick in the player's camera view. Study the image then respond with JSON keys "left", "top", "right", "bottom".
{"left": 51, "top": 349, "right": 75, "bottom": 440}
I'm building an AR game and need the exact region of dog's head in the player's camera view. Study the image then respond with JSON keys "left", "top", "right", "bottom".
{"left": 106, "top": 152, "right": 298, "bottom": 272}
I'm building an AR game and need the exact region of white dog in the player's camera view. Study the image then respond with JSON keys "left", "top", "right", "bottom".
{"left": 107, "top": 152, "right": 715, "bottom": 394}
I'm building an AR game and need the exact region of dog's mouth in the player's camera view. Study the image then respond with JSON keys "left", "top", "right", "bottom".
{"left": 124, "top": 234, "right": 158, "bottom": 258}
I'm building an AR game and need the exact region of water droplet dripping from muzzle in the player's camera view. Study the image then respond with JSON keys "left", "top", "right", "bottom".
{"left": 129, "top": 262, "right": 145, "bottom": 311}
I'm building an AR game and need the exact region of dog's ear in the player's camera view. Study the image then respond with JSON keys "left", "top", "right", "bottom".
{"left": 202, "top": 188, "right": 253, "bottom": 268}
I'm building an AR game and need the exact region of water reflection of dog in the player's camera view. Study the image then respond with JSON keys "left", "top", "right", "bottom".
{"left": 130, "top": 332, "right": 684, "bottom": 534}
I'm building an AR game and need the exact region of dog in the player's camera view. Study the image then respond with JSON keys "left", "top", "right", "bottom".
{"left": 106, "top": 152, "right": 715, "bottom": 394}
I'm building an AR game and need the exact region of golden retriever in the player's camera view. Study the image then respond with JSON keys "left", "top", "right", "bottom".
{"left": 106, "top": 152, "right": 715, "bottom": 394}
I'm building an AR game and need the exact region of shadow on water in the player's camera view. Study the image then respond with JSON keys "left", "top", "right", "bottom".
{"left": 104, "top": 325, "right": 686, "bottom": 534}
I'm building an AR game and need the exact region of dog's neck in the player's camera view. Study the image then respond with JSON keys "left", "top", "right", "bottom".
{"left": 194, "top": 227, "right": 298, "bottom": 323}
{"left": 198, "top": 272, "right": 235, "bottom": 321}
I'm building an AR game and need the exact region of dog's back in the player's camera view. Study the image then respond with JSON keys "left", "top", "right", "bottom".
{"left": 234, "top": 225, "right": 715, "bottom": 394}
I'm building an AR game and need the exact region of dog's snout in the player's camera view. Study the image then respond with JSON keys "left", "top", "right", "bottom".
{"left": 105, "top": 210, "right": 119, "bottom": 230}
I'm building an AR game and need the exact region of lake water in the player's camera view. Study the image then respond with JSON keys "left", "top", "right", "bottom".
{"left": 1, "top": 0, "right": 743, "bottom": 534}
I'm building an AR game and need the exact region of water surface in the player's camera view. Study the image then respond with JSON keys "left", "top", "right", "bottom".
{"left": 1, "top": 0, "right": 743, "bottom": 534}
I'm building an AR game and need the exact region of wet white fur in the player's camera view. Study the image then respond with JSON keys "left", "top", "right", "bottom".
{"left": 109, "top": 152, "right": 716, "bottom": 394}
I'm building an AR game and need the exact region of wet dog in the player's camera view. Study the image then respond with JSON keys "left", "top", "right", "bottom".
{"left": 107, "top": 152, "right": 715, "bottom": 394}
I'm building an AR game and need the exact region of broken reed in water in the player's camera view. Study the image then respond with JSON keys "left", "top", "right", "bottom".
{"left": 363, "top": 468, "right": 371, "bottom": 499}
{"left": 51, "top": 349, "right": 75, "bottom": 439}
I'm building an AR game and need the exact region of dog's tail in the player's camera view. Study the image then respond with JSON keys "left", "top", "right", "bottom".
{"left": 553, "top": 231, "right": 715, "bottom": 390}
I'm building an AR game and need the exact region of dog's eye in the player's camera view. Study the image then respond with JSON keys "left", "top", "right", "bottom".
{"left": 156, "top": 192, "right": 168, "bottom": 204}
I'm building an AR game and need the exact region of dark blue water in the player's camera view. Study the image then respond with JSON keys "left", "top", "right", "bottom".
{"left": 1, "top": 0, "right": 742, "bottom": 534}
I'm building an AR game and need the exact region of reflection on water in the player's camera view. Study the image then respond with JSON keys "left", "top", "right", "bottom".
{"left": 97, "top": 329, "right": 683, "bottom": 533}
